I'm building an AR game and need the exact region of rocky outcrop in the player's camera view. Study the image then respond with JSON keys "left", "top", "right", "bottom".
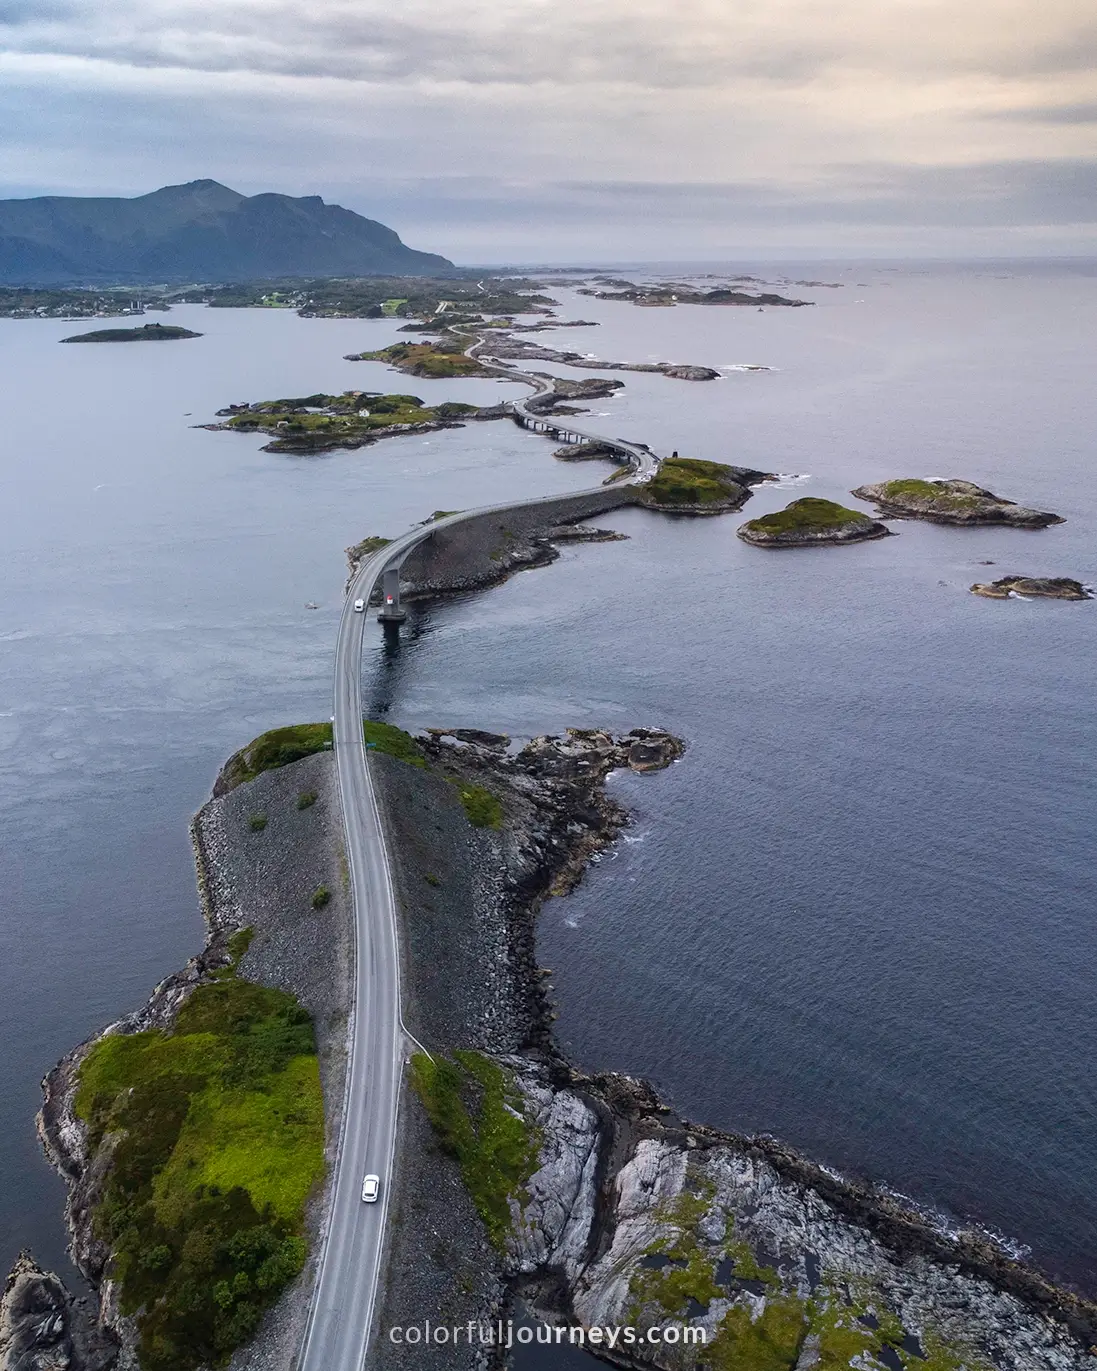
{"left": 476, "top": 334, "right": 720, "bottom": 380}
{"left": 970, "top": 576, "right": 1092, "bottom": 600}
{"left": 500, "top": 1064, "right": 1097, "bottom": 1371}
{"left": 738, "top": 498, "right": 892, "bottom": 548}
{"left": 852, "top": 479, "right": 1064, "bottom": 528}
{"left": 523, "top": 376, "right": 625, "bottom": 412}
{"left": 0, "top": 1254, "right": 117, "bottom": 1371}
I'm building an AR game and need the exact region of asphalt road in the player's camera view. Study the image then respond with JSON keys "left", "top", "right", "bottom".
{"left": 296, "top": 363, "right": 657, "bottom": 1371}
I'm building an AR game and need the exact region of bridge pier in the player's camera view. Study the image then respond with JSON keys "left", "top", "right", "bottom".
{"left": 377, "top": 565, "right": 407, "bottom": 623}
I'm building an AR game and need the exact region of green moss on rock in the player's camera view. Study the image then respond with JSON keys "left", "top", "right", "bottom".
{"left": 738, "top": 497, "right": 889, "bottom": 547}
{"left": 409, "top": 1050, "right": 540, "bottom": 1251}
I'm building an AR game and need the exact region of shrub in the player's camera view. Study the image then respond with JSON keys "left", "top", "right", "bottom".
{"left": 450, "top": 781, "right": 503, "bottom": 829}
{"left": 310, "top": 885, "right": 331, "bottom": 910}
{"left": 296, "top": 791, "right": 318, "bottom": 810}
{"left": 248, "top": 814, "right": 267, "bottom": 832}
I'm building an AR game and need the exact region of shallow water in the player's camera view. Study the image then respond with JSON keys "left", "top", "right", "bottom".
{"left": 2, "top": 265, "right": 1095, "bottom": 1304}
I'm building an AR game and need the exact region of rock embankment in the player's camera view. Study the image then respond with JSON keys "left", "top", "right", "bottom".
{"left": 970, "top": 576, "right": 1092, "bottom": 600}
{"left": 738, "top": 496, "right": 891, "bottom": 547}
{"left": 352, "top": 487, "right": 641, "bottom": 605}
{"left": 852, "top": 479, "right": 1064, "bottom": 528}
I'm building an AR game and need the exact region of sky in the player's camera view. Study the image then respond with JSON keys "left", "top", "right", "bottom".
{"left": 1, "top": 0, "right": 1096, "bottom": 261}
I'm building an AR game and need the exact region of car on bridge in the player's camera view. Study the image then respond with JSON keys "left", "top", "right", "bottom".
{"left": 353, "top": 598, "right": 365, "bottom": 613}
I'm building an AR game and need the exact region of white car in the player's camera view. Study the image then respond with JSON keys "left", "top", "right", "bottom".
{"left": 361, "top": 1173, "right": 380, "bottom": 1203}
{"left": 353, "top": 598, "right": 365, "bottom": 613}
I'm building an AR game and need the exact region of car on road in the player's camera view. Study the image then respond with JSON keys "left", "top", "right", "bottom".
{"left": 353, "top": 598, "right": 365, "bottom": 613}
{"left": 361, "top": 1173, "right": 380, "bottom": 1203}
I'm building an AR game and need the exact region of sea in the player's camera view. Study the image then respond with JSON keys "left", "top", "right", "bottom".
{"left": 1, "top": 262, "right": 1094, "bottom": 1327}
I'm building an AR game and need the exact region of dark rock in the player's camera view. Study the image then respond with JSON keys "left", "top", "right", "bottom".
{"left": 0, "top": 1253, "right": 117, "bottom": 1371}
{"left": 970, "top": 576, "right": 1092, "bottom": 600}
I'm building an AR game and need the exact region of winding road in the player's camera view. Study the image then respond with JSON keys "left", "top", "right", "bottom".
{"left": 295, "top": 348, "right": 658, "bottom": 1371}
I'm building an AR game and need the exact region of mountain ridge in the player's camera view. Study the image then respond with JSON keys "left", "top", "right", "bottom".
{"left": 0, "top": 180, "right": 454, "bottom": 283}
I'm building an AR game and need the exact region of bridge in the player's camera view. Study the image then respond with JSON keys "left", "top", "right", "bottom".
{"left": 296, "top": 342, "right": 658, "bottom": 1371}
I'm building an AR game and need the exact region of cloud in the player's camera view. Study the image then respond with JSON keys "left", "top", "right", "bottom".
{"left": 1, "top": 0, "right": 1095, "bottom": 256}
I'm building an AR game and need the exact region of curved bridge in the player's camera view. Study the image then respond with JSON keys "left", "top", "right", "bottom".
{"left": 296, "top": 352, "right": 658, "bottom": 1371}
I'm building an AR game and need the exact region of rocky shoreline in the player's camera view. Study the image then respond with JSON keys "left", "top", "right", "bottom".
{"left": 737, "top": 497, "right": 892, "bottom": 547}
{"left": 14, "top": 716, "right": 1097, "bottom": 1371}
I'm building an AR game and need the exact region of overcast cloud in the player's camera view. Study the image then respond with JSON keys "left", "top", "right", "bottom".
{"left": 1, "top": 0, "right": 1095, "bottom": 259}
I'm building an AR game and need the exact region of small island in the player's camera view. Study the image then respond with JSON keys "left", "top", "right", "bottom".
{"left": 343, "top": 341, "right": 490, "bottom": 378}
{"left": 851, "top": 478, "right": 1064, "bottom": 528}
{"left": 637, "top": 457, "right": 775, "bottom": 514}
{"left": 970, "top": 575, "right": 1092, "bottom": 600}
{"left": 205, "top": 390, "right": 505, "bottom": 453}
{"left": 60, "top": 322, "right": 202, "bottom": 342}
{"left": 738, "top": 496, "right": 891, "bottom": 547}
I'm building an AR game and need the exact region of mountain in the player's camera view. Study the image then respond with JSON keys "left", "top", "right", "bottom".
{"left": 0, "top": 180, "right": 454, "bottom": 283}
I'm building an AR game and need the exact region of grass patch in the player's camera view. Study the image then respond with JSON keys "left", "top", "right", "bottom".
{"left": 409, "top": 1050, "right": 540, "bottom": 1251}
{"left": 225, "top": 928, "right": 254, "bottom": 967}
{"left": 218, "top": 723, "right": 333, "bottom": 793}
{"left": 424, "top": 873, "right": 442, "bottom": 887}
{"left": 75, "top": 976, "right": 323, "bottom": 1371}
{"left": 310, "top": 885, "right": 331, "bottom": 910}
{"left": 350, "top": 342, "right": 489, "bottom": 378}
{"left": 643, "top": 457, "right": 746, "bottom": 507}
{"left": 741, "top": 497, "right": 869, "bottom": 535}
{"left": 707, "top": 1298, "right": 808, "bottom": 1370}
{"left": 448, "top": 779, "right": 503, "bottom": 829}
{"left": 296, "top": 790, "right": 318, "bottom": 810}
{"left": 878, "top": 478, "right": 983, "bottom": 510}
{"left": 247, "top": 814, "right": 267, "bottom": 832}
{"left": 346, "top": 535, "right": 391, "bottom": 564}
{"left": 363, "top": 719, "right": 428, "bottom": 768}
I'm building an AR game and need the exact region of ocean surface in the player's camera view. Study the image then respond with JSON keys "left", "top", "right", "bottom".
{"left": 1, "top": 264, "right": 1095, "bottom": 1310}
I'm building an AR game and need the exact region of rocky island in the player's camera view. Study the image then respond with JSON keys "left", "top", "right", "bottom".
{"left": 970, "top": 576, "right": 1092, "bottom": 600}
{"left": 738, "top": 497, "right": 891, "bottom": 547}
{"left": 471, "top": 330, "right": 721, "bottom": 380}
{"left": 342, "top": 340, "right": 492, "bottom": 378}
{"left": 851, "top": 479, "right": 1064, "bottom": 528}
{"left": 60, "top": 322, "right": 202, "bottom": 342}
{"left": 203, "top": 390, "right": 506, "bottom": 453}
{"left": 576, "top": 280, "right": 812, "bottom": 308}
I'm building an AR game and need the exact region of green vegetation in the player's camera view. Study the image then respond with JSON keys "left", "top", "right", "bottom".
{"left": 363, "top": 719, "right": 428, "bottom": 768}
{"left": 449, "top": 780, "right": 503, "bottom": 829}
{"left": 708, "top": 1299, "right": 808, "bottom": 1371}
{"left": 879, "top": 478, "right": 982, "bottom": 510}
{"left": 349, "top": 342, "right": 489, "bottom": 378}
{"left": 0, "top": 287, "right": 172, "bottom": 319}
{"left": 424, "top": 873, "right": 442, "bottom": 887}
{"left": 642, "top": 457, "right": 747, "bottom": 507}
{"left": 310, "top": 885, "right": 331, "bottom": 909}
{"left": 74, "top": 976, "right": 324, "bottom": 1371}
{"left": 220, "top": 390, "right": 483, "bottom": 452}
{"left": 219, "top": 723, "right": 333, "bottom": 792}
{"left": 296, "top": 790, "right": 317, "bottom": 810}
{"left": 219, "top": 719, "right": 427, "bottom": 795}
{"left": 409, "top": 1050, "right": 540, "bottom": 1251}
{"left": 225, "top": 928, "right": 254, "bottom": 967}
{"left": 346, "top": 535, "right": 392, "bottom": 565}
{"left": 61, "top": 323, "right": 201, "bottom": 342}
{"left": 247, "top": 814, "right": 267, "bottom": 832}
{"left": 741, "top": 497, "right": 869, "bottom": 535}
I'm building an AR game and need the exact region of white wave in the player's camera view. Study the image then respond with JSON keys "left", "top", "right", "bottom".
{"left": 1007, "top": 591, "right": 1034, "bottom": 601}
{"left": 720, "top": 363, "right": 774, "bottom": 372}
{"left": 622, "top": 831, "right": 648, "bottom": 845}
{"left": 769, "top": 473, "right": 811, "bottom": 488}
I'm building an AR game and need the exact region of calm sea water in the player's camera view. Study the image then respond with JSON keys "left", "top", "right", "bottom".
{"left": 2, "top": 264, "right": 1095, "bottom": 1303}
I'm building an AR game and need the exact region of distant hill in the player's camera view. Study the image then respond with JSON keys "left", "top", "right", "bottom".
{"left": 0, "top": 180, "right": 454, "bottom": 283}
